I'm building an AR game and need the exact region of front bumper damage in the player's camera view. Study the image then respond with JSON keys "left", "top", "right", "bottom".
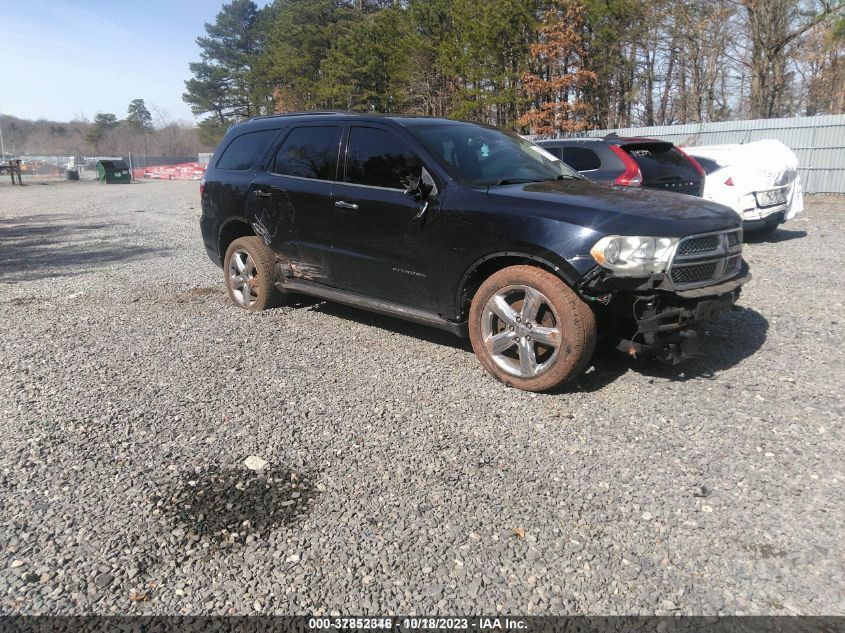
{"left": 577, "top": 262, "right": 752, "bottom": 364}
{"left": 743, "top": 208, "right": 785, "bottom": 231}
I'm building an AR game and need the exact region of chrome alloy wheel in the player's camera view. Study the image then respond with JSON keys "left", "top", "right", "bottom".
{"left": 228, "top": 249, "right": 260, "bottom": 308}
{"left": 480, "top": 284, "right": 562, "bottom": 378}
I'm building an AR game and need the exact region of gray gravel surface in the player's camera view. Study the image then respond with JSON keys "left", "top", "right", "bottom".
{"left": 1, "top": 179, "right": 843, "bottom": 615}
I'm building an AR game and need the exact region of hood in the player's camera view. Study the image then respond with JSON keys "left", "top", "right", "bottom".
{"left": 488, "top": 179, "right": 741, "bottom": 237}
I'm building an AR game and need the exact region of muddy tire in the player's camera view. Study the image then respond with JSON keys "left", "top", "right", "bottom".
{"left": 223, "top": 236, "right": 283, "bottom": 311}
{"left": 468, "top": 265, "right": 597, "bottom": 392}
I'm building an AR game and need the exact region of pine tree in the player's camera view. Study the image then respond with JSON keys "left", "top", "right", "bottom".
{"left": 183, "top": 0, "right": 268, "bottom": 143}
{"left": 265, "top": 0, "right": 360, "bottom": 111}
{"left": 126, "top": 99, "right": 153, "bottom": 132}
{"left": 319, "top": 8, "right": 411, "bottom": 111}
{"left": 447, "top": 0, "right": 540, "bottom": 126}
{"left": 401, "top": 0, "right": 458, "bottom": 117}
{"left": 85, "top": 113, "right": 119, "bottom": 149}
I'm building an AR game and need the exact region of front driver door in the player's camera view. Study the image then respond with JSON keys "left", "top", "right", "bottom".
{"left": 248, "top": 124, "right": 342, "bottom": 284}
{"left": 331, "top": 124, "right": 440, "bottom": 312}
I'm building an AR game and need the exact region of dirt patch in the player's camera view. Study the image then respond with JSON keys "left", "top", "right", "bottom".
{"left": 150, "top": 464, "right": 317, "bottom": 542}
{"left": 175, "top": 286, "right": 225, "bottom": 304}
{"left": 131, "top": 285, "right": 225, "bottom": 305}
{"left": 185, "top": 286, "right": 223, "bottom": 297}
{"left": 7, "top": 297, "right": 43, "bottom": 306}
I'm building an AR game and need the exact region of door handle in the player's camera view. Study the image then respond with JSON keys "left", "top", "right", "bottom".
{"left": 254, "top": 190, "right": 272, "bottom": 198}
{"left": 334, "top": 201, "right": 359, "bottom": 210}
{"left": 412, "top": 201, "right": 429, "bottom": 221}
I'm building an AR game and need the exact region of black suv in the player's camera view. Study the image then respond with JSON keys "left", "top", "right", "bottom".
{"left": 537, "top": 136, "right": 706, "bottom": 197}
{"left": 200, "top": 113, "right": 750, "bottom": 392}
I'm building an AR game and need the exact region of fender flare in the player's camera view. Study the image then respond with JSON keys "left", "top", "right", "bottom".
{"left": 453, "top": 250, "right": 584, "bottom": 317}
{"left": 217, "top": 216, "right": 255, "bottom": 258}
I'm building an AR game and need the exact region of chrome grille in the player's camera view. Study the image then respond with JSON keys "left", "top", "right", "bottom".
{"left": 677, "top": 235, "right": 719, "bottom": 256}
{"left": 668, "top": 228, "right": 743, "bottom": 289}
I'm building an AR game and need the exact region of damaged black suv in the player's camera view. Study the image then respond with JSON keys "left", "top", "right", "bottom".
{"left": 200, "top": 113, "right": 750, "bottom": 392}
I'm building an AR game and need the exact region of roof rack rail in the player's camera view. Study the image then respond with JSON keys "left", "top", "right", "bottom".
{"left": 249, "top": 111, "right": 349, "bottom": 121}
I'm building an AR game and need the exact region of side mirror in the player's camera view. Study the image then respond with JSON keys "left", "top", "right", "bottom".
{"left": 403, "top": 176, "right": 421, "bottom": 197}
{"left": 404, "top": 166, "right": 437, "bottom": 199}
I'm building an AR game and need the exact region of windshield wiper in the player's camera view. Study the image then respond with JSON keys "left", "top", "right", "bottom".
{"left": 494, "top": 178, "right": 544, "bottom": 186}
{"left": 492, "top": 174, "right": 580, "bottom": 186}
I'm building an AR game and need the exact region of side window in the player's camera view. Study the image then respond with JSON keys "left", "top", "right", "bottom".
{"left": 544, "top": 146, "right": 563, "bottom": 159}
{"left": 272, "top": 126, "right": 341, "bottom": 180}
{"left": 216, "top": 129, "right": 279, "bottom": 170}
{"left": 345, "top": 127, "right": 421, "bottom": 189}
{"left": 559, "top": 147, "right": 601, "bottom": 171}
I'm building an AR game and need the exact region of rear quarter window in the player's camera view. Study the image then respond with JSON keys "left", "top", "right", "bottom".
{"left": 559, "top": 146, "right": 601, "bottom": 171}
{"left": 215, "top": 129, "right": 279, "bottom": 170}
{"left": 623, "top": 143, "right": 699, "bottom": 181}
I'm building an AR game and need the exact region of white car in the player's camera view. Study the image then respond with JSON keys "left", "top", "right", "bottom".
{"left": 687, "top": 140, "right": 803, "bottom": 234}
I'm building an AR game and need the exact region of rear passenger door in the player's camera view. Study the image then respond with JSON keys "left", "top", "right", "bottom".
{"left": 249, "top": 124, "right": 342, "bottom": 284}
{"left": 330, "top": 124, "right": 439, "bottom": 311}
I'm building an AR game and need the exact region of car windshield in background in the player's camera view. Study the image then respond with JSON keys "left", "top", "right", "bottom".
{"left": 411, "top": 124, "right": 580, "bottom": 187}
{"left": 623, "top": 142, "right": 699, "bottom": 182}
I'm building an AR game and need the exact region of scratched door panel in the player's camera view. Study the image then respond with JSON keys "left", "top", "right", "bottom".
{"left": 249, "top": 125, "right": 342, "bottom": 283}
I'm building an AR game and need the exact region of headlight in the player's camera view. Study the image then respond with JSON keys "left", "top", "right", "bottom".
{"left": 590, "top": 235, "right": 679, "bottom": 276}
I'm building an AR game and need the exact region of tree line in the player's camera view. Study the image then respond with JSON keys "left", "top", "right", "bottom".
{"left": 184, "top": 0, "right": 845, "bottom": 144}
{"left": 1, "top": 99, "right": 210, "bottom": 158}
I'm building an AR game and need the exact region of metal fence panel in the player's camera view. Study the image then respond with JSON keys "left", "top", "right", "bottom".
{"left": 531, "top": 114, "right": 845, "bottom": 194}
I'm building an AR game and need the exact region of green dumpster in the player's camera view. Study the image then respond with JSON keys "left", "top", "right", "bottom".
{"left": 96, "top": 159, "right": 132, "bottom": 184}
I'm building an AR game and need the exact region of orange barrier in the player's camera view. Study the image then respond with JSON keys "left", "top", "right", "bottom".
{"left": 133, "top": 162, "right": 206, "bottom": 181}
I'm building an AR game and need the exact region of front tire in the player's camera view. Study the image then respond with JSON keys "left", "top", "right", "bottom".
{"left": 468, "top": 265, "right": 596, "bottom": 392}
{"left": 224, "top": 236, "right": 283, "bottom": 311}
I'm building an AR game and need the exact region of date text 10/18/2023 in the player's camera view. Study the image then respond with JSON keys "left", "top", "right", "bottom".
{"left": 307, "top": 618, "right": 528, "bottom": 630}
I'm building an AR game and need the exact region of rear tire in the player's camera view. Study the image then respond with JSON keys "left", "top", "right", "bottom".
{"left": 468, "top": 265, "right": 596, "bottom": 392}
{"left": 224, "top": 236, "right": 283, "bottom": 311}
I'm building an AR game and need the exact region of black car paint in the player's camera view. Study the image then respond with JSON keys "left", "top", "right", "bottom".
{"left": 201, "top": 113, "right": 743, "bottom": 331}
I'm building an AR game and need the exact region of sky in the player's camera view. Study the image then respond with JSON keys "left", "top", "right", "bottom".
{"left": 0, "top": 1, "right": 270, "bottom": 124}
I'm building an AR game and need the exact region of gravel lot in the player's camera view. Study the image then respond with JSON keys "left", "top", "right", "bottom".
{"left": 1, "top": 178, "right": 843, "bottom": 616}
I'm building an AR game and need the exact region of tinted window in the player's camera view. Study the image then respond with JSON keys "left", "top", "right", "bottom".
{"left": 623, "top": 143, "right": 699, "bottom": 181}
{"left": 544, "top": 146, "right": 563, "bottom": 159}
{"left": 559, "top": 146, "right": 601, "bottom": 171}
{"left": 273, "top": 126, "right": 341, "bottom": 180}
{"left": 345, "top": 127, "right": 421, "bottom": 189}
{"left": 692, "top": 156, "right": 722, "bottom": 174}
{"left": 216, "top": 129, "right": 278, "bottom": 170}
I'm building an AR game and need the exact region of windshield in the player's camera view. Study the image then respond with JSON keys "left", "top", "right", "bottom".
{"left": 410, "top": 123, "right": 581, "bottom": 187}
